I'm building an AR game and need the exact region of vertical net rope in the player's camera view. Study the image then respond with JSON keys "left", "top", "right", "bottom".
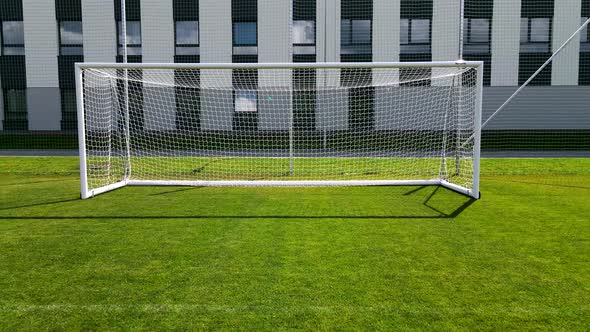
{"left": 80, "top": 63, "right": 480, "bottom": 196}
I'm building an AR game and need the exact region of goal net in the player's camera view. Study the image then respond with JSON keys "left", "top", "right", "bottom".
{"left": 76, "top": 62, "right": 483, "bottom": 199}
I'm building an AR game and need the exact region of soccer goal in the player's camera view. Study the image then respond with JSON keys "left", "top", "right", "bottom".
{"left": 76, "top": 61, "right": 483, "bottom": 199}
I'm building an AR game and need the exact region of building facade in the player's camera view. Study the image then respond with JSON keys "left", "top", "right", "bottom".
{"left": 0, "top": 0, "right": 589, "bottom": 139}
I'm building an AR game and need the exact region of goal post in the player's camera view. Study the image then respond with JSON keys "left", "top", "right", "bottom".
{"left": 76, "top": 61, "right": 483, "bottom": 199}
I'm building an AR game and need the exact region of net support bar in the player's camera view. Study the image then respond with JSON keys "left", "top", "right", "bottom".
{"left": 85, "top": 180, "right": 128, "bottom": 199}
{"left": 127, "top": 179, "right": 442, "bottom": 187}
{"left": 440, "top": 180, "right": 478, "bottom": 199}
{"left": 84, "top": 179, "right": 479, "bottom": 199}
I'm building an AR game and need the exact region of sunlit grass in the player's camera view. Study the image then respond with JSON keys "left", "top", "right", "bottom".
{"left": 0, "top": 157, "right": 588, "bottom": 330}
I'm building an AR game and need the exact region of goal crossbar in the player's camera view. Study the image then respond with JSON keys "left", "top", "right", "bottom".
{"left": 77, "top": 61, "right": 482, "bottom": 70}
{"left": 77, "top": 61, "right": 483, "bottom": 199}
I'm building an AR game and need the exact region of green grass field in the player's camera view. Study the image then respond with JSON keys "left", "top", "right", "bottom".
{"left": 1, "top": 157, "right": 589, "bottom": 330}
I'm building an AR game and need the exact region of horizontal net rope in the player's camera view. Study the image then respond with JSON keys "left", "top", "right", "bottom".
{"left": 80, "top": 63, "right": 480, "bottom": 197}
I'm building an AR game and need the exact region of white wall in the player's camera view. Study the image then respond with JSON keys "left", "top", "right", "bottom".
{"left": 432, "top": 0, "right": 460, "bottom": 62}
{"left": 316, "top": 0, "right": 347, "bottom": 130}
{"left": 199, "top": 0, "right": 233, "bottom": 130}
{"left": 258, "top": 0, "right": 291, "bottom": 65}
{"left": 141, "top": 0, "right": 174, "bottom": 63}
{"left": 317, "top": 0, "right": 340, "bottom": 64}
{"left": 23, "top": 0, "right": 61, "bottom": 130}
{"left": 431, "top": 0, "right": 460, "bottom": 86}
{"left": 200, "top": 0, "right": 232, "bottom": 64}
{"left": 491, "top": 0, "right": 521, "bottom": 86}
{"left": 141, "top": 0, "right": 176, "bottom": 130}
{"left": 551, "top": 0, "right": 582, "bottom": 85}
{"left": 82, "top": 0, "right": 117, "bottom": 62}
{"left": 372, "top": 0, "right": 400, "bottom": 63}
{"left": 373, "top": 0, "right": 400, "bottom": 130}
{"left": 258, "top": 0, "right": 292, "bottom": 131}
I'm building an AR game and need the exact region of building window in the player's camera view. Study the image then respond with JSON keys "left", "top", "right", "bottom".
{"left": 233, "top": 22, "right": 257, "bottom": 55}
{"left": 341, "top": 19, "right": 372, "bottom": 54}
{"left": 59, "top": 21, "right": 83, "bottom": 55}
{"left": 61, "top": 89, "right": 77, "bottom": 130}
{"left": 175, "top": 21, "right": 199, "bottom": 55}
{"left": 117, "top": 21, "right": 142, "bottom": 55}
{"left": 463, "top": 18, "right": 490, "bottom": 54}
{"left": 293, "top": 20, "right": 316, "bottom": 55}
{"left": 521, "top": 18, "right": 551, "bottom": 53}
{"left": 3, "top": 89, "right": 28, "bottom": 130}
{"left": 400, "top": 19, "right": 431, "bottom": 54}
{"left": 1, "top": 21, "right": 25, "bottom": 55}
{"left": 234, "top": 90, "right": 257, "bottom": 113}
{"left": 581, "top": 17, "right": 589, "bottom": 52}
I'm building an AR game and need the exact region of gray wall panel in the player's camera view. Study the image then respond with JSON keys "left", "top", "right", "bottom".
{"left": 200, "top": 90, "right": 233, "bottom": 131}
{"left": 316, "top": 89, "right": 348, "bottom": 130}
{"left": 27, "top": 88, "right": 61, "bottom": 131}
{"left": 482, "top": 87, "right": 590, "bottom": 129}
{"left": 142, "top": 87, "right": 176, "bottom": 131}
{"left": 258, "top": 91, "right": 290, "bottom": 131}
{"left": 375, "top": 86, "right": 453, "bottom": 130}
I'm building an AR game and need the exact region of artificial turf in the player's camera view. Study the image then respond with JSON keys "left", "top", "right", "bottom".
{"left": 0, "top": 157, "right": 589, "bottom": 330}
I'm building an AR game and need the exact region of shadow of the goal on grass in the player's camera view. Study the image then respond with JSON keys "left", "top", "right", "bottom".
{"left": 0, "top": 184, "right": 476, "bottom": 220}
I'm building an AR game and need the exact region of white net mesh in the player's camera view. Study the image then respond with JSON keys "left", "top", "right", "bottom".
{"left": 80, "top": 63, "right": 481, "bottom": 196}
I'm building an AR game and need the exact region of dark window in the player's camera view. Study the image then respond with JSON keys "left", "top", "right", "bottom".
{"left": 521, "top": 17, "right": 551, "bottom": 53}
{"left": 519, "top": 53, "right": 552, "bottom": 85}
{"left": 59, "top": 21, "right": 83, "bottom": 55}
{"left": 232, "top": 69, "right": 258, "bottom": 129}
{"left": 400, "top": 19, "right": 431, "bottom": 54}
{"left": 233, "top": 22, "right": 257, "bottom": 55}
{"left": 1, "top": 21, "right": 24, "bottom": 55}
{"left": 233, "top": 22, "right": 257, "bottom": 45}
{"left": 581, "top": 17, "right": 589, "bottom": 52}
{"left": 293, "top": 68, "right": 316, "bottom": 131}
{"left": 175, "top": 69, "right": 201, "bottom": 130}
{"left": 580, "top": 52, "right": 590, "bottom": 85}
{"left": 175, "top": 21, "right": 199, "bottom": 55}
{"left": 3, "top": 89, "right": 27, "bottom": 130}
{"left": 580, "top": 17, "right": 590, "bottom": 84}
{"left": 293, "top": 20, "right": 315, "bottom": 55}
{"left": 117, "top": 21, "right": 141, "bottom": 55}
{"left": 60, "top": 89, "right": 77, "bottom": 130}
{"left": 341, "top": 19, "right": 372, "bottom": 55}
{"left": 463, "top": 18, "right": 490, "bottom": 54}
{"left": 293, "top": 1, "right": 317, "bottom": 127}
{"left": 293, "top": 0, "right": 316, "bottom": 21}
{"left": 114, "top": 0, "right": 141, "bottom": 21}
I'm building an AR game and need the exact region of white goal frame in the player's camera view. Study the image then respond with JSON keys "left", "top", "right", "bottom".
{"left": 76, "top": 61, "right": 483, "bottom": 199}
